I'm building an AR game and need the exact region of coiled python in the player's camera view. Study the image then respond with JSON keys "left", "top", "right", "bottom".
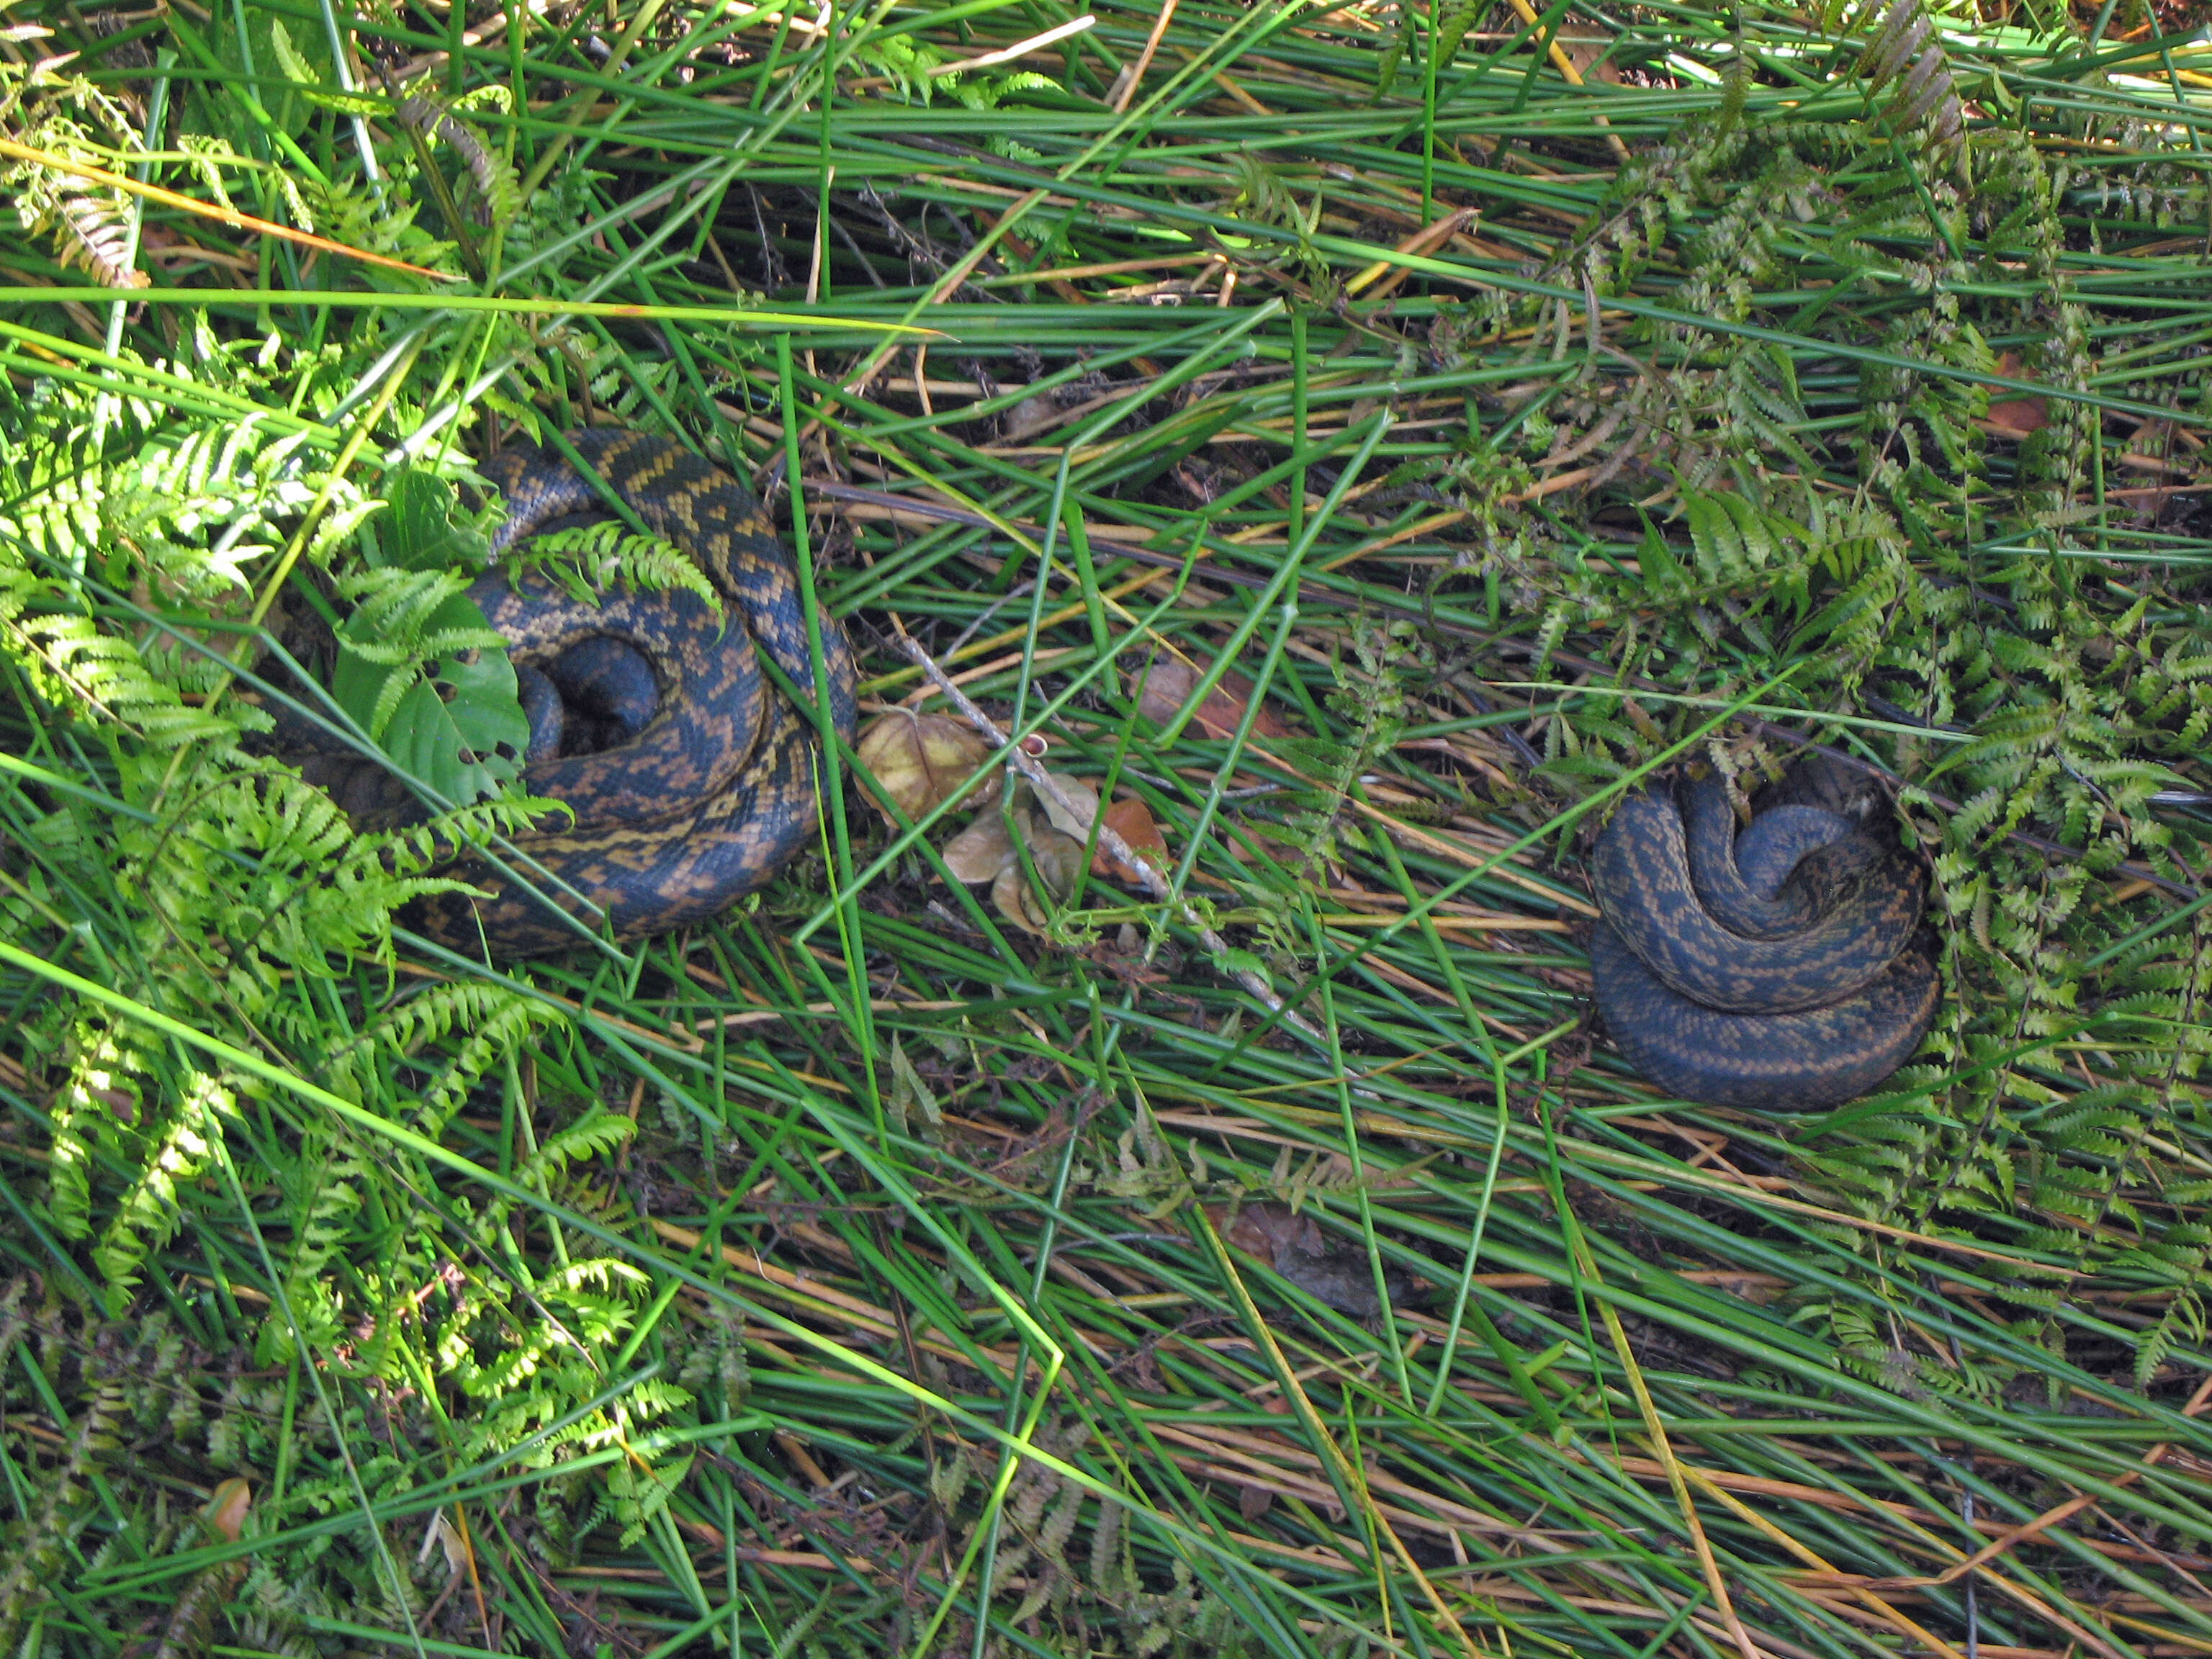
{"left": 1588, "top": 761, "right": 1939, "bottom": 1111}
{"left": 295, "top": 428, "right": 858, "bottom": 957}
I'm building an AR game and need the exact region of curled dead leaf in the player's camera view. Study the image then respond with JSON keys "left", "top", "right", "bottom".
{"left": 1214, "top": 1199, "right": 1325, "bottom": 1263}
{"left": 1022, "top": 819, "right": 1086, "bottom": 897}
{"left": 856, "top": 710, "right": 996, "bottom": 824}
{"left": 992, "top": 862, "right": 1053, "bottom": 936}
{"left": 1205, "top": 1200, "right": 1411, "bottom": 1318}
{"left": 1032, "top": 770, "right": 1099, "bottom": 840}
{"left": 941, "top": 811, "right": 1017, "bottom": 884}
{"left": 943, "top": 786, "right": 1086, "bottom": 939}
{"left": 204, "top": 1478, "right": 252, "bottom": 1542}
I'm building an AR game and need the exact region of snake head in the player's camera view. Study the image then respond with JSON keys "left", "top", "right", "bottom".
{"left": 1768, "top": 752, "right": 1888, "bottom": 822}
{"left": 1781, "top": 830, "right": 1917, "bottom": 916}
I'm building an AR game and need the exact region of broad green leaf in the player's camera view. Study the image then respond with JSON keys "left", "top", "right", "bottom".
{"left": 332, "top": 590, "right": 526, "bottom": 804}
{"left": 376, "top": 635, "right": 529, "bottom": 806}
{"left": 381, "top": 471, "right": 493, "bottom": 572}
{"left": 210, "top": 10, "right": 334, "bottom": 136}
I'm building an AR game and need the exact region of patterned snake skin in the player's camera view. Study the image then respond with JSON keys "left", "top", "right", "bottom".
{"left": 299, "top": 428, "right": 858, "bottom": 956}
{"left": 1588, "top": 763, "right": 1939, "bottom": 1111}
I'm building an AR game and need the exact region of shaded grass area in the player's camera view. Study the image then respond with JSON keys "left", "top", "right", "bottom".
{"left": 3, "top": 0, "right": 2212, "bottom": 1653}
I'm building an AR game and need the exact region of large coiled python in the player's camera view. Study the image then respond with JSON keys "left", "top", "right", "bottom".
{"left": 1588, "top": 760, "right": 1940, "bottom": 1111}
{"left": 293, "top": 428, "right": 858, "bottom": 956}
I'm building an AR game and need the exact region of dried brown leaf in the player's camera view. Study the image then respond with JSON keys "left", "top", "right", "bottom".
{"left": 1033, "top": 770, "right": 1100, "bottom": 840}
{"left": 943, "top": 786, "right": 1085, "bottom": 922}
{"left": 1133, "top": 658, "right": 1292, "bottom": 741}
{"left": 1213, "top": 1200, "right": 1325, "bottom": 1263}
{"left": 1986, "top": 351, "right": 2048, "bottom": 436}
{"left": 1205, "top": 1201, "right": 1407, "bottom": 1318}
{"left": 992, "top": 862, "right": 1052, "bottom": 936}
{"left": 1022, "top": 820, "right": 1086, "bottom": 898}
{"left": 204, "top": 1478, "right": 252, "bottom": 1542}
{"left": 942, "top": 813, "right": 1018, "bottom": 883}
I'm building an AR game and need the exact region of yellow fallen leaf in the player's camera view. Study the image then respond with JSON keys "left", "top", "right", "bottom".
{"left": 856, "top": 710, "right": 995, "bottom": 824}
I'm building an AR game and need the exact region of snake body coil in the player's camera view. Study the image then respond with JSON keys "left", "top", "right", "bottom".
{"left": 295, "top": 429, "right": 857, "bottom": 956}
{"left": 1588, "top": 765, "right": 1938, "bottom": 1111}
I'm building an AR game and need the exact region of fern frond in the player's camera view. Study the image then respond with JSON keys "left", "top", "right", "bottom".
{"left": 0, "top": 60, "right": 149, "bottom": 289}
{"left": 2134, "top": 1286, "right": 2206, "bottom": 1390}
{"left": 336, "top": 565, "right": 480, "bottom": 647}
{"left": 410, "top": 989, "right": 567, "bottom": 1133}
{"left": 256, "top": 1136, "right": 373, "bottom": 1364}
{"left": 1370, "top": 2, "right": 1417, "bottom": 102}
{"left": 521, "top": 1109, "right": 637, "bottom": 1188}
{"left": 515, "top": 520, "right": 723, "bottom": 621}
{"left": 92, "top": 1073, "right": 229, "bottom": 1314}
{"left": 49, "top": 186, "right": 145, "bottom": 289}
{"left": 1858, "top": 0, "right": 1964, "bottom": 153}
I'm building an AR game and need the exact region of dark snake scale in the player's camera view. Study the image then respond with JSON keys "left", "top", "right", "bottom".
{"left": 296, "top": 429, "right": 858, "bottom": 957}
{"left": 1588, "top": 764, "right": 1940, "bottom": 1112}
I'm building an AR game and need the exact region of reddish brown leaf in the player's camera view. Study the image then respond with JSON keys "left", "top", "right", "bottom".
{"left": 1133, "top": 658, "right": 1291, "bottom": 741}
{"left": 1093, "top": 796, "right": 1169, "bottom": 883}
{"left": 204, "top": 1478, "right": 252, "bottom": 1542}
{"left": 1986, "top": 351, "right": 2048, "bottom": 436}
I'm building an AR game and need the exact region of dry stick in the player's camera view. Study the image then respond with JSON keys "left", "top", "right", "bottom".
{"left": 1110, "top": 0, "right": 1179, "bottom": 114}
{"left": 1345, "top": 208, "right": 1479, "bottom": 300}
{"left": 923, "top": 14, "right": 1097, "bottom": 76}
{"left": 898, "top": 632, "right": 1327, "bottom": 1044}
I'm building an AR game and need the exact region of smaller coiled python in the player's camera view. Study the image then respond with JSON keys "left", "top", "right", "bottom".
{"left": 1588, "top": 761, "right": 1939, "bottom": 1111}
{"left": 292, "top": 428, "right": 858, "bottom": 956}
